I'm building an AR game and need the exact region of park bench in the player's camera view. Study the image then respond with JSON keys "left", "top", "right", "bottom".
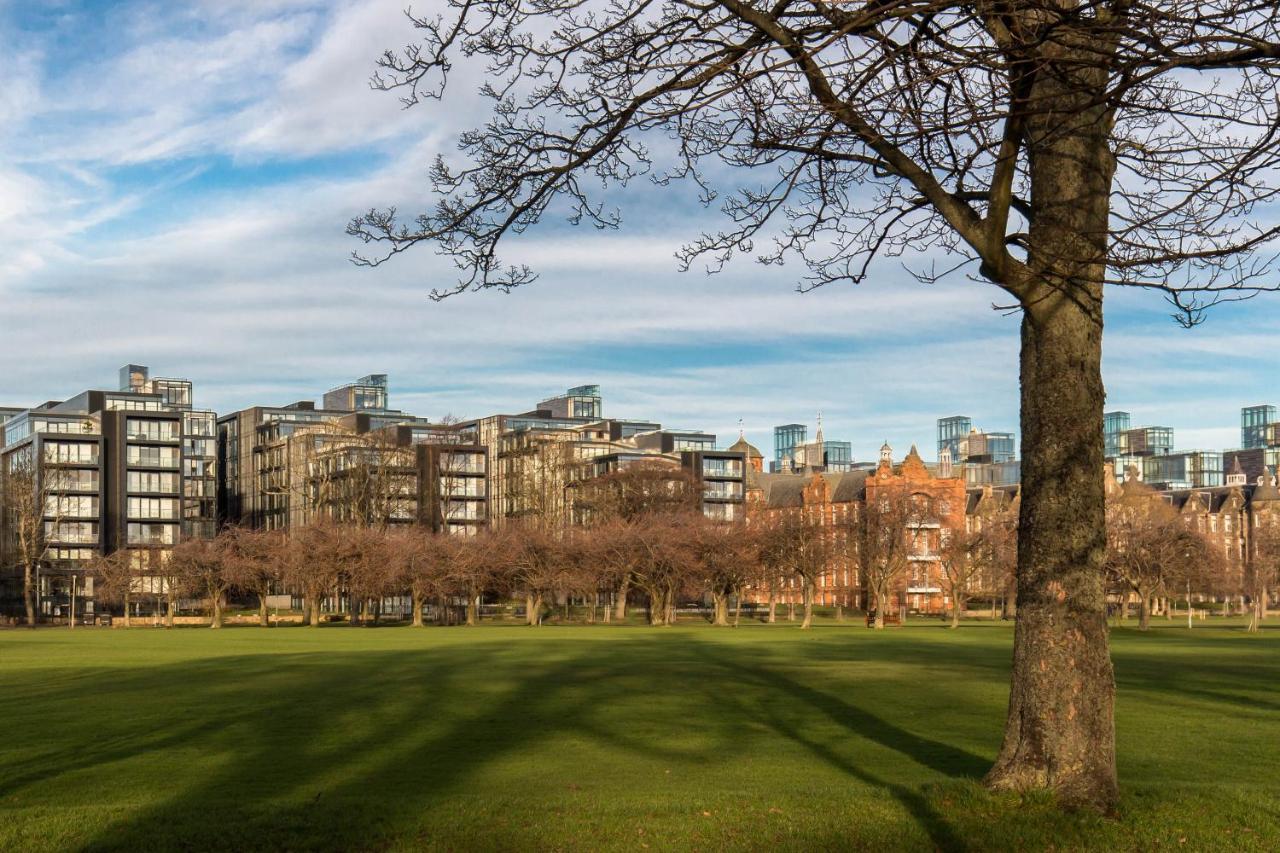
{"left": 865, "top": 611, "right": 903, "bottom": 627}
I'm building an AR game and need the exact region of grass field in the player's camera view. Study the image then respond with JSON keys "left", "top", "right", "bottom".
{"left": 1, "top": 617, "right": 1277, "bottom": 851}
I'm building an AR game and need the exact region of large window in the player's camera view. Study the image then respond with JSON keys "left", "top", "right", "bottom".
{"left": 127, "top": 523, "right": 178, "bottom": 545}
{"left": 444, "top": 500, "right": 482, "bottom": 520}
{"left": 704, "top": 503, "right": 738, "bottom": 521}
{"left": 127, "top": 445, "right": 180, "bottom": 468}
{"left": 43, "top": 442, "right": 98, "bottom": 464}
{"left": 47, "top": 469, "right": 100, "bottom": 491}
{"left": 45, "top": 495, "right": 99, "bottom": 517}
{"left": 127, "top": 471, "right": 180, "bottom": 493}
{"left": 106, "top": 397, "right": 163, "bottom": 411}
{"left": 127, "top": 497, "right": 180, "bottom": 519}
{"left": 126, "top": 419, "right": 180, "bottom": 441}
{"left": 183, "top": 438, "right": 215, "bottom": 458}
{"left": 45, "top": 521, "right": 99, "bottom": 543}
{"left": 705, "top": 481, "right": 743, "bottom": 499}
{"left": 442, "top": 477, "right": 485, "bottom": 497}
{"left": 702, "top": 458, "right": 743, "bottom": 478}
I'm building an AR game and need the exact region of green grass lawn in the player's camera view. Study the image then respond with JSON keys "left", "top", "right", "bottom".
{"left": 0, "top": 617, "right": 1276, "bottom": 851}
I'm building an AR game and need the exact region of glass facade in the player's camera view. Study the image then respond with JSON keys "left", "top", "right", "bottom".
{"left": 1104, "top": 411, "right": 1131, "bottom": 457}
{"left": 1143, "top": 451, "right": 1223, "bottom": 488}
{"left": 1242, "top": 405, "right": 1276, "bottom": 450}
{"left": 936, "top": 416, "right": 972, "bottom": 461}
{"left": 774, "top": 424, "right": 807, "bottom": 468}
{"left": 1125, "top": 426, "right": 1174, "bottom": 456}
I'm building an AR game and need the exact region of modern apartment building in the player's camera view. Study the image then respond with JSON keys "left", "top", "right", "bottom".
{"left": 217, "top": 376, "right": 485, "bottom": 534}
{"left": 0, "top": 364, "right": 215, "bottom": 620}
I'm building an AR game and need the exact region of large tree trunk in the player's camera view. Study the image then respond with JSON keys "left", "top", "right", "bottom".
{"left": 950, "top": 594, "right": 964, "bottom": 629}
{"left": 800, "top": 580, "right": 814, "bottom": 630}
{"left": 1003, "top": 578, "right": 1017, "bottom": 620}
{"left": 308, "top": 594, "right": 321, "bottom": 627}
{"left": 711, "top": 591, "right": 729, "bottom": 626}
{"left": 1138, "top": 596, "right": 1151, "bottom": 631}
{"left": 210, "top": 596, "right": 224, "bottom": 629}
{"left": 122, "top": 593, "right": 132, "bottom": 628}
{"left": 766, "top": 589, "right": 777, "bottom": 623}
{"left": 466, "top": 590, "right": 479, "bottom": 626}
{"left": 259, "top": 595, "right": 270, "bottom": 628}
{"left": 987, "top": 289, "right": 1117, "bottom": 810}
{"left": 985, "top": 36, "right": 1118, "bottom": 812}
{"left": 164, "top": 592, "right": 176, "bottom": 628}
{"left": 412, "top": 590, "right": 424, "bottom": 627}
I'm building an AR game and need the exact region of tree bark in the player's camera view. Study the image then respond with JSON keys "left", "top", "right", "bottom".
{"left": 1139, "top": 596, "right": 1151, "bottom": 631}
{"left": 800, "top": 580, "right": 814, "bottom": 630}
{"left": 711, "top": 591, "right": 729, "bottom": 626}
{"left": 24, "top": 562, "right": 36, "bottom": 627}
{"left": 411, "top": 590, "right": 424, "bottom": 627}
{"left": 259, "top": 595, "right": 270, "bottom": 628}
{"left": 613, "top": 578, "right": 629, "bottom": 621}
{"left": 466, "top": 591, "right": 478, "bottom": 626}
{"left": 766, "top": 590, "right": 777, "bottom": 623}
{"left": 309, "top": 595, "right": 321, "bottom": 626}
{"left": 211, "top": 596, "right": 223, "bottom": 629}
{"left": 950, "top": 595, "right": 964, "bottom": 629}
{"left": 988, "top": 293, "right": 1118, "bottom": 808}
{"left": 733, "top": 591, "right": 742, "bottom": 627}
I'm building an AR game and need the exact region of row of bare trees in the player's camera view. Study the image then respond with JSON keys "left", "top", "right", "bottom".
{"left": 1105, "top": 502, "right": 1280, "bottom": 633}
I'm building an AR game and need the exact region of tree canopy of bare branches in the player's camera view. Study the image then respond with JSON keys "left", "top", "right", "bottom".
{"left": 349, "top": 1, "right": 1280, "bottom": 808}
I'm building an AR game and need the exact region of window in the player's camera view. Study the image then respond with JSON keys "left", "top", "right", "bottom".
{"left": 127, "top": 445, "right": 180, "bottom": 468}
{"left": 444, "top": 501, "right": 482, "bottom": 520}
{"left": 702, "top": 458, "right": 743, "bottom": 477}
{"left": 442, "top": 477, "right": 485, "bottom": 497}
{"left": 704, "top": 503, "right": 738, "bottom": 521}
{"left": 127, "top": 523, "right": 178, "bottom": 545}
{"left": 45, "top": 547, "right": 95, "bottom": 562}
{"left": 126, "top": 419, "right": 180, "bottom": 441}
{"left": 44, "top": 521, "right": 98, "bottom": 543}
{"left": 43, "top": 442, "right": 98, "bottom": 464}
{"left": 127, "top": 497, "right": 180, "bottom": 519}
{"left": 127, "top": 471, "right": 180, "bottom": 493}
{"left": 47, "top": 469, "right": 99, "bottom": 491}
{"left": 705, "top": 481, "right": 743, "bottom": 499}
{"left": 45, "top": 495, "right": 99, "bottom": 517}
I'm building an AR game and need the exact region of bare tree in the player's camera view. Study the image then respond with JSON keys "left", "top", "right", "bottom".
{"left": 1106, "top": 502, "right": 1215, "bottom": 631}
{"left": 351, "top": 1, "right": 1280, "bottom": 809}
{"left": 1, "top": 448, "right": 64, "bottom": 626}
{"left": 87, "top": 549, "right": 136, "bottom": 627}
{"left": 170, "top": 537, "right": 233, "bottom": 628}
{"left": 574, "top": 461, "right": 702, "bottom": 618}
{"left": 759, "top": 509, "right": 834, "bottom": 629}
{"left": 279, "top": 521, "right": 346, "bottom": 627}
{"left": 1246, "top": 517, "right": 1280, "bottom": 633}
{"left": 939, "top": 527, "right": 984, "bottom": 629}
{"left": 849, "top": 487, "right": 921, "bottom": 630}
{"left": 687, "top": 515, "right": 756, "bottom": 626}
{"left": 220, "top": 527, "right": 280, "bottom": 627}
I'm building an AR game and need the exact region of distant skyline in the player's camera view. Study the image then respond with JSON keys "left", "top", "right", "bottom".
{"left": 2, "top": 0, "right": 1276, "bottom": 462}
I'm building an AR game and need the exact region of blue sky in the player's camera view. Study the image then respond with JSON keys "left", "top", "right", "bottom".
{"left": 2, "top": 0, "right": 1277, "bottom": 461}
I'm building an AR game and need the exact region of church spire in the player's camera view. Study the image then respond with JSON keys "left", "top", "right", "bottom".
{"left": 815, "top": 411, "right": 824, "bottom": 446}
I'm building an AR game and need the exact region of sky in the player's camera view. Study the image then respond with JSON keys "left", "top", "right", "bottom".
{"left": 2, "top": 0, "right": 1278, "bottom": 462}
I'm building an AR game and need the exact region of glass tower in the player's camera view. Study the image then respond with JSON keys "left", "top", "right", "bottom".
{"left": 937, "top": 416, "right": 972, "bottom": 461}
{"left": 1104, "top": 411, "right": 1131, "bottom": 458}
{"left": 773, "top": 424, "right": 807, "bottom": 469}
{"left": 1242, "top": 405, "right": 1276, "bottom": 450}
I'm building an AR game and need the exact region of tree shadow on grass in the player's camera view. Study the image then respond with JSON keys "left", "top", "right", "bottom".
{"left": 681, "top": 637, "right": 989, "bottom": 851}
